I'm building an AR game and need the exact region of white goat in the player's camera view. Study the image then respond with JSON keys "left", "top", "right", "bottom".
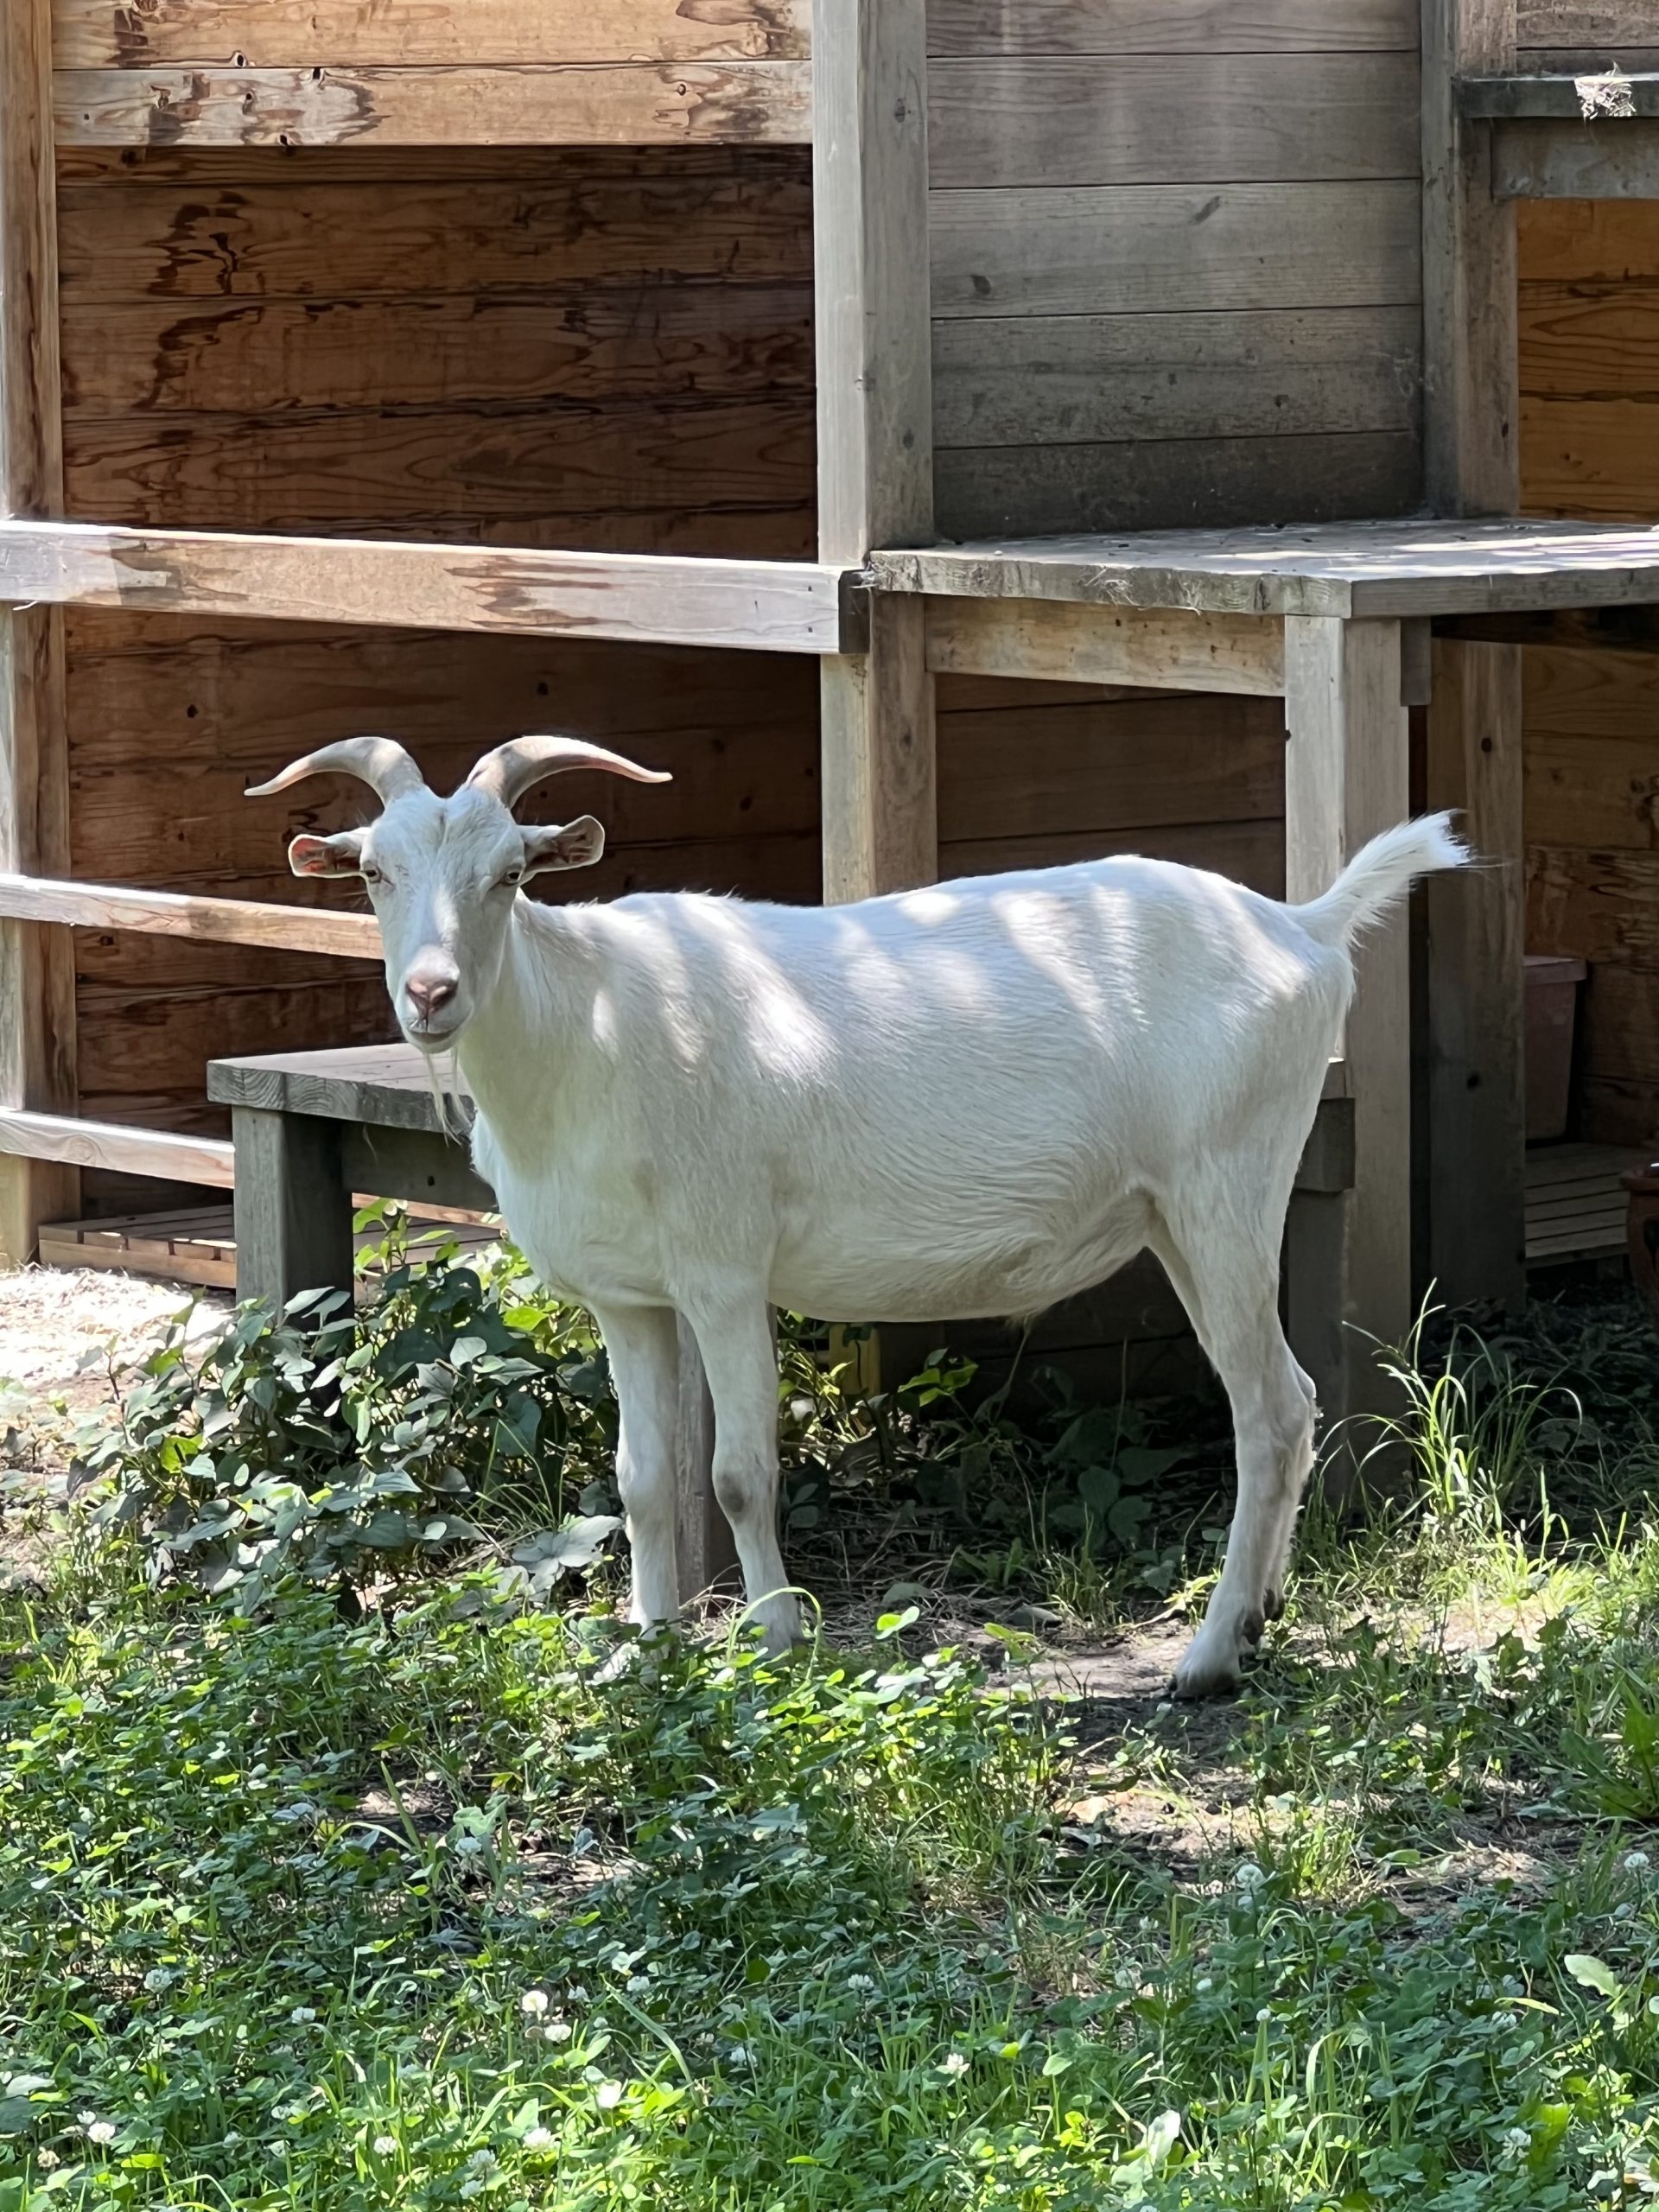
{"left": 251, "top": 734, "right": 1467, "bottom": 1695}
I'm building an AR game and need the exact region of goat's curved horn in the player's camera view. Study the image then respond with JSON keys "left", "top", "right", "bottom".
{"left": 466, "top": 734, "right": 671, "bottom": 809}
{"left": 245, "top": 737, "right": 427, "bottom": 807}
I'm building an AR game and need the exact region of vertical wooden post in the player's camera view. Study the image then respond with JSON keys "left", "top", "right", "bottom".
{"left": 1422, "top": 0, "right": 1520, "bottom": 515}
{"left": 1284, "top": 618, "right": 1413, "bottom": 1441}
{"left": 0, "top": 0, "right": 75, "bottom": 1265}
{"left": 813, "top": 0, "right": 937, "bottom": 904}
{"left": 231, "top": 1106, "right": 354, "bottom": 1313}
{"left": 1427, "top": 639, "right": 1527, "bottom": 1311}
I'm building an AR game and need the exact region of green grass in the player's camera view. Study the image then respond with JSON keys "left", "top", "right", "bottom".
{"left": 4, "top": 1284, "right": 1659, "bottom": 2206}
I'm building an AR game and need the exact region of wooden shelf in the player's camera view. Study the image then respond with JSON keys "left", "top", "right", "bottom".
{"left": 1525, "top": 1142, "right": 1647, "bottom": 1263}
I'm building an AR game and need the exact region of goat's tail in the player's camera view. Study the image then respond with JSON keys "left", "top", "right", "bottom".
{"left": 1291, "top": 810, "right": 1471, "bottom": 949}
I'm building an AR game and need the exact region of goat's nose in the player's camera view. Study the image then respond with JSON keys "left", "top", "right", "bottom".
{"left": 405, "top": 963, "right": 459, "bottom": 1025}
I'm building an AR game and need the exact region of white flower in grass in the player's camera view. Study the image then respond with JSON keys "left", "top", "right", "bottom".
{"left": 594, "top": 2081, "right": 626, "bottom": 2108}
{"left": 519, "top": 1989, "right": 550, "bottom": 2017}
{"left": 939, "top": 2051, "right": 970, "bottom": 2076}
{"left": 35, "top": 2152, "right": 58, "bottom": 2171}
{"left": 77, "top": 2113, "right": 96, "bottom": 2128}
{"left": 1195, "top": 1977, "right": 1214, "bottom": 1994}
{"left": 467, "top": 2150, "right": 497, "bottom": 2171}
{"left": 1255, "top": 2008, "right": 1272, "bottom": 2024}
{"left": 1235, "top": 1862, "right": 1266, "bottom": 1895}
{"left": 543, "top": 2021, "right": 572, "bottom": 2045}
{"left": 523, "top": 2128, "right": 555, "bottom": 2153}
{"left": 86, "top": 2122, "right": 117, "bottom": 2146}
{"left": 724, "top": 2045, "right": 754, "bottom": 2069}
{"left": 1626, "top": 1851, "right": 1652, "bottom": 1874}
{"left": 289, "top": 2007, "right": 316, "bottom": 2025}
{"left": 1502, "top": 2126, "right": 1531, "bottom": 2160}
{"left": 143, "top": 1968, "right": 175, "bottom": 1993}
{"left": 846, "top": 1974, "right": 877, "bottom": 1995}
{"left": 373, "top": 2136, "right": 398, "bottom": 2157}
{"left": 626, "top": 1976, "right": 651, "bottom": 1995}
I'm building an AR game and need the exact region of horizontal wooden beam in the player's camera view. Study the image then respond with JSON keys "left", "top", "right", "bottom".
{"left": 0, "top": 873, "right": 380, "bottom": 958}
{"left": 0, "top": 522, "right": 849, "bottom": 654}
{"left": 1459, "top": 69, "right": 1659, "bottom": 116}
{"left": 0, "top": 1108, "right": 233, "bottom": 1186}
{"left": 53, "top": 61, "right": 813, "bottom": 146}
{"left": 1493, "top": 113, "right": 1659, "bottom": 194}
{"left": 924, "top": 596, "right": 1287, "bottom": 696}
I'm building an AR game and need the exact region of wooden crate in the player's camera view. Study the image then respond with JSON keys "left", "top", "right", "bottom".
{"left": 1525, "top": 1141, "right": 1650, "bottom": 1263}
{"left": 38, "top": 1202, "right": 499, "bottom": 1291}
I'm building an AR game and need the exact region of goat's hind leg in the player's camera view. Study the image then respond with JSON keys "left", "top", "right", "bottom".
{"left": 594, "top": 1303, "right": 683, "bottom": 1628}
{"left": 1149, "top": 1204, "right": 1317, "bottom": 1699}
{"left": 683, "top": 1295, "right": 799, "bottom": 1652}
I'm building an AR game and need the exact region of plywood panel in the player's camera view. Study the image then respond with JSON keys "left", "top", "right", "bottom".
{"left": 934, "top": 306, "right": 1421, "bottom": 448}
{"left": 928, "top": 54, "right": 1419, "bottom": 190}
{"left": 931, "top": 181, "right": 1423, "bottom": 319}
{"left": 926, "top": 0, "right": 1418, "bottom": 54}
{"left": 62, "top": 285, "right": 813, "bottom": 413}
{"left": 54, "top": 1, "right": 811, "bottom": 67}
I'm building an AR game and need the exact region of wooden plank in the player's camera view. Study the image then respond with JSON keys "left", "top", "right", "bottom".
{"left": 0, "top": 1106, "right": 232, "bottom": 1184}
{"left": 933, "top": 308, "right": 1423, "bottom": 450}
{"left": 0, "top": 522, "right": 851, "bottom": 654}
{"left": 231, "top": 1105, "right": 353, "bottom": 1308}
{"left": 930, "top": 180, "right": 1424, "bottom": 319}
{"left": 60, "top": 396, "right": 816, "bottom": 543}
{"left": 1423, "top": 0, "right": 1519, "bottom": 518}
{"left": 61, "top": 284, "right": 814, "bottom": 414}
{"left": 1496, "top": 117, "right": 1659, "bottom": 194}
{"left": 924, "top": 597, "right": 1287, "bottom": 696}
{"left": 1517, "top": 194, "right": 1659, "bottom": 279}
{"left": 0, "top": 872, "right": 380, "bottom": 957}
{"left": 1529, "top": 844, "right": 1659, "bottom": 963}
{"left": 1520, "top": 394, "right": 1659, "bottom": 520}
{"left": 925, "top": 0, "right": 1419, "bottom": 54}
{"left": 54, "top": 1, "right": 812, "bottom": 67}
{"left": 1426, "top": 639, "right": 1527, "bottom": 1309}
{"left": 928, "top": 54, "right": 1421, "bottom": 190}
{"left": 54, "top": 62, "right": 815, "bottom": 148}
{"left": 0, "top": 0, "right": 78, "bottom": 1264}
{"left": 56, "top": 160, "right": 815, "bottom": 300}
{"left": 1583, "top": 965, "right": 1659, "bottom": 1085}
{"left": 1580, "top": 1071, "right": 1659, "bottom": 1143}
{"left": 941, "top": 817, "right": 1286, "bottom": 897}
{"left": 1284, "top": 617, "right": 1412, "bottom": 1438}
{"left": 821, "top": 596, "right": 936, "bottom": 903}
{"left": 935, "top": 432, "right": 1424, "bottom": 543}
{"left": 1461, "top": 71, "right": 1659, "bottom": 115}
{"left": 1520, "top": 3, "right": 1659, "bottom": 46}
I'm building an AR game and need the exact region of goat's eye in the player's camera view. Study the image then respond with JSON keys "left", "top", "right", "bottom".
{"left": 497, "top": 868, "right": 523, "bottom": 891}
{"left": 361, "top": 865, "right": 384, "bottom": 887}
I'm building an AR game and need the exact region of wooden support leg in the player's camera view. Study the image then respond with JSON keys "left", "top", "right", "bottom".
{"left": 820, "top": 595, "right": 937, "bottom": 904}
{"left": 1427, "top": 639, "right": 1527, "bottom": 1312}
{"left": 1284, "top": 617, "right": 1413, "bottom": 1448}
{"left": 232, "top": 1105, "right": 353, "bottom": 1313}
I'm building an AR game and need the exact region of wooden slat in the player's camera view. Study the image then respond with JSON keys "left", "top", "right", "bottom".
{"left": 930, "top": 181, "right": 1423, "bottom": 320}
{"left": 1462, "top": 72, "right": 1659, "bottom": 115}
{"left": 925, "top": 598, "right": 1287, "bottom": 696}
{"left": 1496, "top": 118, "right": 1659, "bottom": 195}
{"left": 1423, "top": 0, "right": 1519, "bottom": 516}
{"left": 54, "top": 1, "right": 812, "bottom": 67}
{"left": 0, "top": 522, "right": 850, "bottom": 653}
{"left": 925, "top": 0, "right": 1419, "bottom": 54}
{"left": 0, "top": 0, "right": 78, "bottom": 1263}
{"left": 1520, "top": 3, "right": 1659, "bottom": 46}
{"left": 0, "top": 873, "right": 380, "bottom": 957}
{"left": 933, "top": 308, "right": 1422, "bottom": 450}
{"left": 1529, "top": 845, "right": 1659, "bottom": 965}
{"left": 941, "top": 817, "right": 1285, "bottom": 895}
{"left": 54, "top": 62, "right": 815, "bottom": 148}
{"left": 928, "top": 54, "right": 1421, "bottom": 190}
{"left": 0, "top": 1107, "right": 233, "bottom": 1185}
{"left": 61, "top": 283, "right": 813, "bottom": 414}
{"left": 1426, "top": 639, "right": 1527, "bottom": 1310}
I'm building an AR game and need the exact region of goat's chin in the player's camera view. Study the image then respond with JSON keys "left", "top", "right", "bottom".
{"left": 403, "top": 1019, "right": 467, "bottom": 1055}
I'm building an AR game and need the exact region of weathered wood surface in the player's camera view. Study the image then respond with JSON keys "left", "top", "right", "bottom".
{"left": 209, "top": 1043, "right": 468, "bottom": 1132}
{"left": 1461, "top": 72, "right": 1659, "bottom": 115}
{"left": 54, "top": 0, "right": 811, "bottom": 67}
{"left": 1520, "top": 1, "right": 1659, "bottom": 44}
{"left": 928, "top": 54, "right": 1419, "bottom": 189}
{"left": 1426, "top": 640, "right": 1527, "bottom": 1311}
{"left": 821, "top": 598, "right": 937, "bottom": 904}
{"left": 0, "top": 0, "right": 78, "bottom": 1262}
{"left": 0, "top": 872, "right": 381, "bottom": 957}
{"left": 925, "top": 0, "right": 1418, "bottom": 54}
{"left": 931, "top": 181, "right": 1422, "bottom": 319}
{"left": 1423, "top": 0, "right": 1518, "bottom": 517}
{"left": 934, "top": 434, "right": 1422, "bottom": 543}
{"left": 0, "top": 522, "right": 851, "bottom": 653}
{"left": 933, "top": 307, "right": 1422, "bottom": 449}
{"left": 1519, "top": 203, "right": 1659, "bottom": 521}
{"left": 874, "top": 519, "right": 1659, "bottom": 619}
{"left": 0, "top": 1106, "right": 233, "bottom": 1185}
{"left": 1496, "top": 118, "right": 1659, "bottom": 194}
{"left": 54, "top": 62, "right": 814, "bottom": 147}
{"left": 231, "top": 1105, "right": 353, "bottom": 1308}
{"left": 924, "top": 598, "right": 1287, "bottom": 696}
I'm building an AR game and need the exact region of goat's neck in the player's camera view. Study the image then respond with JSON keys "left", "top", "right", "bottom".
{"left": 455, "top": 899, "right": 598, "bottom": 1152}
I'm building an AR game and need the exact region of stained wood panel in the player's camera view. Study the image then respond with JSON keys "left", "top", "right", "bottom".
{"left": 925, "top": 0, "right": 1418, "bottom": 54}
{"left": 54, "top": 1, "right": 812, "bottom": 67}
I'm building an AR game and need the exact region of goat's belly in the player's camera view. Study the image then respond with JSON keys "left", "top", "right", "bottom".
{"left": 768, "top": 1191, "right": 1155, "bottom": 1325}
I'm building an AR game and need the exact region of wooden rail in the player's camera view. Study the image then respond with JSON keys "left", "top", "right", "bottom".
{"left": 0, "top": 523, "right": 854, "bottom": 656}
{"left": 0, "top": 874, "right": 381, "bottom": 959}
{"left": 0, "top": 1109, "right": 233, "bottom": 1188}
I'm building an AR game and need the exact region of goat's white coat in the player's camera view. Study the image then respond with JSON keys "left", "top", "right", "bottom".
{"left": 268, "top": 751, "right": 1467, "bottom": 1694}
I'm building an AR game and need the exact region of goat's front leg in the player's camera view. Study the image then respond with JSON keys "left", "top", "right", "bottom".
{"left": 593, "top": 1302, "right": 683, "bottom": 1628}
{"left": 683, "top": 1296, "right": 798, "bottom": 1651}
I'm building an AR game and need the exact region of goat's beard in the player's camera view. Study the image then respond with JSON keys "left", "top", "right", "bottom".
{"left": 419, "top": 1043, "right": 471, "bottom": 1146}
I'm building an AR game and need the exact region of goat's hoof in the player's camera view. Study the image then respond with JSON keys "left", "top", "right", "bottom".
{"left": 1263, "top": 1588, "right": 1287, "bottom": 1624}
{"left": 1170, "top": 1652, "right": 1244, "bottom": 1702}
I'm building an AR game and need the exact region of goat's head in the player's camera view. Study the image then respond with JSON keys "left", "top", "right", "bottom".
{"left": 248, "top": 735, "right": 670, "bottom": 1051}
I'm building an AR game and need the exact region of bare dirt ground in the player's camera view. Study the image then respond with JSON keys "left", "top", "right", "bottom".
{"left": 0, "top": 1265, "right": 228, "bottom": 1425}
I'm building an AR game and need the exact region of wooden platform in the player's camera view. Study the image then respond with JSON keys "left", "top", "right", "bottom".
{"left": 39, "top": 1201, "right": 499, "bottom": 1291}
{"left": 1525, "top": 1143, "right": 1649, "bottom": 1264}
{"left": 873, "top": 518, "right": 1659, "bottom": 618}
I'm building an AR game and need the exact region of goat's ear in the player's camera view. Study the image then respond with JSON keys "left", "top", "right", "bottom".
{"left": 522, "top": 815, "right": 605, "bottom": 877}
{"left": 288, "top": 830, "right": 367, "bottom": 880}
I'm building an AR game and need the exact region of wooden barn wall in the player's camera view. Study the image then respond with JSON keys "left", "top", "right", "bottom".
{"left": 1516, "top": 1, "right": 1659, "bottom": 72}
{"left": 925, "top": 0, "right": 1425, "bottom": 540}
{"left": 1519, "top": 199, "right": 1659, "bottom": 1148}
{"left": 53, "top": 140, "right": 820, "bottom": 1160}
